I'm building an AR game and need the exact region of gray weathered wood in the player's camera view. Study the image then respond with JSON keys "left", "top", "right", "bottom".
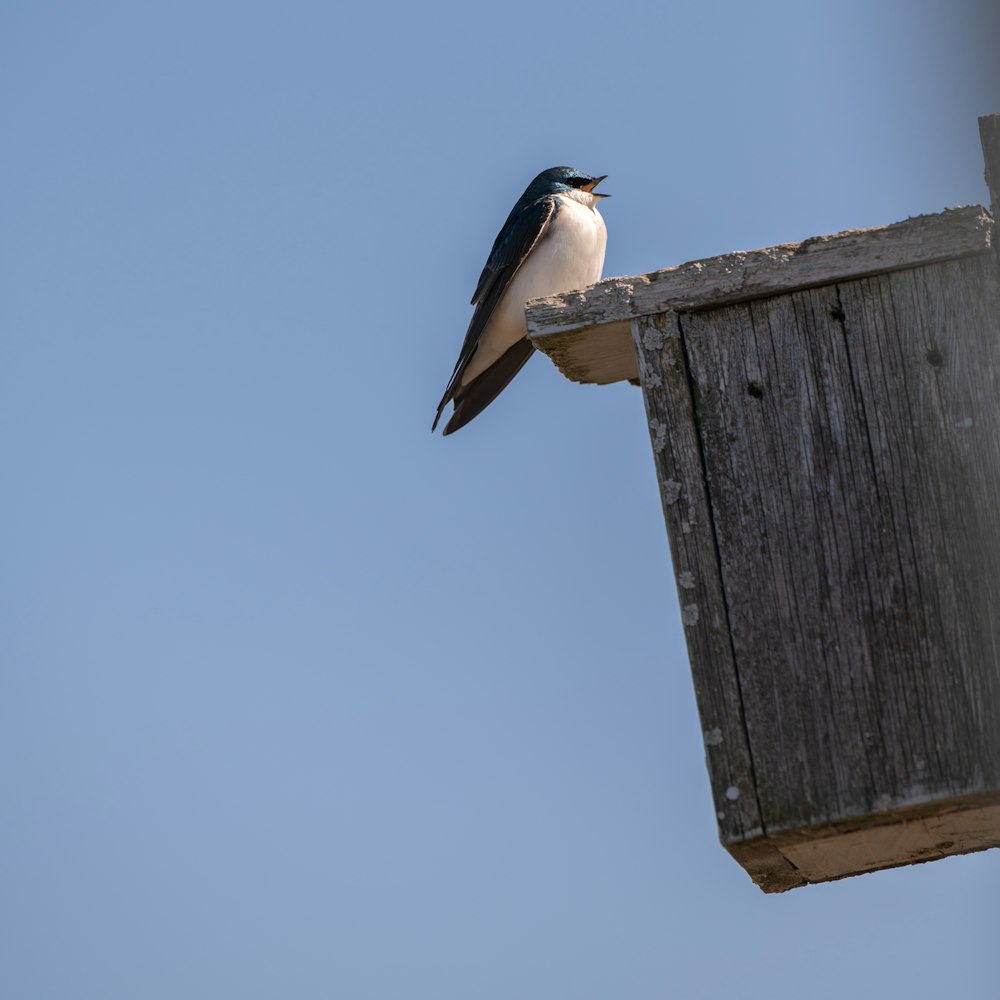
{"left": 636, "top": 250, "right": 1000, "bottom": 889}
{"left": 980, "top": 114, "right": 1000, "bottom": 224}
{"left": 682, "top": 254, "right": 1000, "bottom": 819}
{"left": 633, "top": 313, "right": 801, "bottom": 890}
{"left": 980, "top": 114, "right": 1000, "bottom": 283}
{"left": 527, "top": 206, "right": 993, "bottom": 386}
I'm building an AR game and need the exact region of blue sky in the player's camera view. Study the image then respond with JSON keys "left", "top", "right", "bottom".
{"left": 3, "top": 2, "right": 998, "bottom": 997}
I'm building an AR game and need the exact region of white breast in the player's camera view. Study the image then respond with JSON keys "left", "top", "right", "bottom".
{"left": 460, "top": 195, "right": 607, "bottom": 384}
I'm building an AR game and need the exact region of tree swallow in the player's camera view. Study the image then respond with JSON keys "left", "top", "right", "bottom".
{"left": 433, "top": 166, "right": 609, "bottom": 435}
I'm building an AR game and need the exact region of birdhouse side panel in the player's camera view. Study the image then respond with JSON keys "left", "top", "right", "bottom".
{"left": 679, "top": 252, "right": 1000, "bottom": 833}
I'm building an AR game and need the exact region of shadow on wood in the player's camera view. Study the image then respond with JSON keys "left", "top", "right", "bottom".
{"left": 526, "top": 114, "right": 1000, "bottom": 892}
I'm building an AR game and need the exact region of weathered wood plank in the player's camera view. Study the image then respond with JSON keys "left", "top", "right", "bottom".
{"left": 527, "top": 206, "right": 993, "bottom": 385}
{"left": 631, "top": 314, "right": 774, "bottom": 865}
{"left": 980, "top": 114, "right": 1000, "bottom": 224}
{"left": 775, "top": 794, "right": 1000, "bottom": 883}
{"left": 530, "top": 319, "right": 638, "bottom": 385}
{"left": 677, "top": 254, "right": 1000, "bottom": 837}
{"left": 636, "top": 251, "right": 1000, "bottom": 888}
{"left": 980, "top": 114, "right": 1000, "bottom": 285}
{"left": 734, "top": 790, "right": 1000, "bottom": 890}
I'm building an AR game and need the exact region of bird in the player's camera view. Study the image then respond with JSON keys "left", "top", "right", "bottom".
{"left": 433, "top": 166, "right": 609, "bottom": 435}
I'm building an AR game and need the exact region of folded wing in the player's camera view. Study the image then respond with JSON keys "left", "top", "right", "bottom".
{"left": 433, "top": 195, "right": 556, "bottom": 433}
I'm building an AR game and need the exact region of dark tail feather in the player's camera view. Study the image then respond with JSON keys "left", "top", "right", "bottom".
{"left": 432, "top": 353, "right": 466, "bottom": 432}
{"left": 442, "top": 340, "right": 535, "bottom": 435}
{"left": 431, "top": 393, "right": 448, "bottom": 432}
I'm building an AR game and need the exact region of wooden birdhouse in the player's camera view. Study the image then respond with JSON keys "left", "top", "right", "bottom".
{"left": 524, "top": 115, "right": 1000, "bottom": 891}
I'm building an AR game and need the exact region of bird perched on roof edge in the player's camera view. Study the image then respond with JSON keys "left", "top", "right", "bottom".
{"left": 433, "top": 166, "right": 609, "bottom": 435}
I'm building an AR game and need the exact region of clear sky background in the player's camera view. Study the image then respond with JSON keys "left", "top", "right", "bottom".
{"left": 3, "top": 2, "right": 999, "bottom": 998}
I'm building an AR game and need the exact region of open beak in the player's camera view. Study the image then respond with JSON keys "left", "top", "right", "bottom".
{"left": 582, "top": 174, "right": 610, "bottom": 197}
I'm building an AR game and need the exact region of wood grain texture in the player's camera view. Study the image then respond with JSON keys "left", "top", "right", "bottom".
{"left": 529, "top": 320, "right": 638, "bottom": 385}
{"left": 980, "top": 114, "right": 1000, "bottom": 286}
{"left": 635, "top": 249, "right": 1000, "bottom": 890}
{"left": 528, "top": 207, "right": 993, "bottom": 386}
{"left": 776, "top": 794, "right": 1000, "bottom": 882}
{"left": 980, "top": 114, "right": 1000, "bottom": 224}
{"left": 732, "top": 790, "right": 1000, "bottom": 890}
{"left": 677, "top": 254, "right": 1000, "bottom": 835}
{"left": 632, "top": 314, "right": 770, "bottom": 858}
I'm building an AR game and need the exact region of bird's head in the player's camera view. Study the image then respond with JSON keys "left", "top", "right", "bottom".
{"left": 534, "top": 166, "right": 609, "bottom": 198}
